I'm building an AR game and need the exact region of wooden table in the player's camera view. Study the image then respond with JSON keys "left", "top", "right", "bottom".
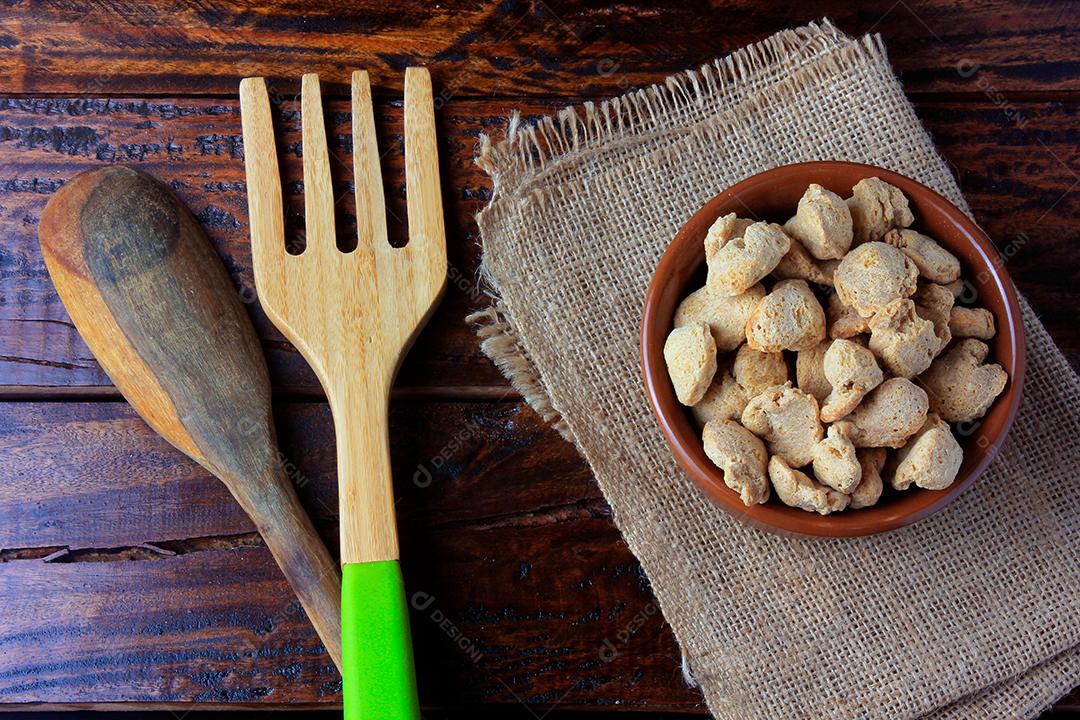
{"left": 1, "top": 2, "right": 1077, "bottom": 717}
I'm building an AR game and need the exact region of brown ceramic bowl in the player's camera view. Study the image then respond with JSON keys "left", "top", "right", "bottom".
{"left": 641, "top": 161, "right": 1025, "bottom": 536}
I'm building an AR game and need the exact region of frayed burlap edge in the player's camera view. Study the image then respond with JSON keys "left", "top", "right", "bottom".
{"left": 466, "top": 299, "right": 573, "bottom": 439}
{"left": 474, "top": 20, "right": 879, "bottom": 195}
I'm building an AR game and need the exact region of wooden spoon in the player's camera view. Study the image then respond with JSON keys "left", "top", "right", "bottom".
{"left": 37, "top": 165, "right": 342, "bottom": 671}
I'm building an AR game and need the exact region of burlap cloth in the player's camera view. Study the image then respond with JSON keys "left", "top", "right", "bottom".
{"left": 467, "top": 20, "right": 1080, "bottom": 719}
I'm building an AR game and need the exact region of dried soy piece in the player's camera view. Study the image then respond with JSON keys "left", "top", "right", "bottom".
{"left": 846, "top": 176, "right": 914, "bottom": 243}
{"left": 703, "top": 419, "right": 770, "bottom": 506}
{"left": 772, "top": 237, "right": 837, "bottom": 287}
{"left": 733, "top": 344, "right": 789, "bottom": 395}
{"left": 914, "top": 283, "right": 954, "bottom": 355}
{"left": 675, "top": 283, "right": 765, "bottom": 351}
{"left": 845, "top": 378, "right": 928, "bottom": 448}
{"left": 890, "top": 414, "right": 963, "bottom": 491}
{"left": 850, "top": 448, "right": 886, "bottom": 509}
{"left": 741, "top": 382, "right": 823, "bottom": 468}
{"left": 919, "top": 339, "right": 1008, "bottom": 423}
{"left": 820, "top": 339, "right": 883, "bottom": 423}
{"left": 744, "top": 279, "right": 826, "bottom": 352}
{"left": 663, "top": 322, "right": 716, "bottom": 406}
{"left": 885, "top": 228, "right": 960, "bottom": 284}
{"left": 867, "top": 298, "right": 938, "bottom": 378}
{"left": 833, "top": 241, "right": 919, "bottom": 319}
{"left": 705, "top": 217, "right": 789, "bottom": 296}
{"left": 691, "top": 369, "right": 749, "bottom": 427}
{"left": 768, "top": 455, "right": 849, "bottom": 515}
{"left": 783, "top": 183, "right": 853, "bottom": 260}
{"left": 948, "top": 306, "right": 996, "bottom": 340}
{"left": 826, "top": 292, "right": 869, "bottom": 339}
{"left": 812, "top": 422, "right": 861, "bottom": 493}
{"left": 796, "top": 339, "right": 833, "bottom": 403}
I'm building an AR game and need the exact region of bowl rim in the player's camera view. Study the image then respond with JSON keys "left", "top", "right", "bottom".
{"left": 640, "top": 160, "right": 1026, "bottom": 537}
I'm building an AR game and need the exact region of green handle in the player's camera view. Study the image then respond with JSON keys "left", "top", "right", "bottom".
{"left": 342, "top": 561, "right": 421, "bottom": 719}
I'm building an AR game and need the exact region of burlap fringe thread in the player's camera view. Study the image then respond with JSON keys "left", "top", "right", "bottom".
{"left": 467, "top": 300, "right": 572, "bottom": 439}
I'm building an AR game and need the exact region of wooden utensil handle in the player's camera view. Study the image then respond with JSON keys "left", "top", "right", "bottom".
{"left": 332, "top": 387, "right": 400, "bottom": 565}
{"left": 227, "top": 463, "right": 343, "bottom": 669}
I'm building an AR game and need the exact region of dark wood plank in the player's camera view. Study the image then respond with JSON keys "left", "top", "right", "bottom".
{"left": 0, "top": 400, "right": 697, "bottom": 710}
{"left": 8, "top": 712, "right": 1080, "bottom": 720}
{"left": 0, "top": 96, "right": 1078, "bottom": 394}
{"left": 0, "top": 400, "right": 598, "bottom": 551}
{"left": 1, "top": 540, "right": 688, "bottom": 709}
{"left": 1, "top": 1, "right": 1078, "bottom": 98}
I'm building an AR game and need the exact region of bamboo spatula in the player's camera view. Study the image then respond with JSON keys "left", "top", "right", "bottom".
{"left": 240, "top": 69, "right": 446, "bottom": 718}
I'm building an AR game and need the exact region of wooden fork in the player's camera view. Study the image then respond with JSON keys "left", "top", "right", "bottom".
{"left": 240, "top": 68, "right": 446, "bottom": 719}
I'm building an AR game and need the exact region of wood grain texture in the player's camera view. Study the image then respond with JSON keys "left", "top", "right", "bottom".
{"left": 36, "top": 166, "right": 343, "bottom": 668}
{"left": 0, "top": 1, "right": 1078, "bottom": 98}
{"left": 0, "top": 97, "right": 1077, "bottom": 394}
{"left": 0, "top": 401, "right": 685, "bottom": 710}
{"left": 0, "top": 402, "right": 598, "bottom": 552}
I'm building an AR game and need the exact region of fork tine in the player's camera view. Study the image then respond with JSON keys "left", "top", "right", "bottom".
{"left": 403, "top": 67, "right": 447, "bottom": 283}
{"left": 300, "top": 74, "right": 336, "bottom": 255}
{"left": 239, "top": 77, "right": 285, "bottom": 275}
{"left": 351, "top": 71, "right": 389, "bottom": 253}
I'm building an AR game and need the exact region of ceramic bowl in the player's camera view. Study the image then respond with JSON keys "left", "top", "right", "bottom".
{"left": 641, "top": 161, "right": 1025, "bottom": 536}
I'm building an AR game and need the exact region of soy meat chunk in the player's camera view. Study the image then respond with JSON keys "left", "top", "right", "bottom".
{"left": 733, "top": 344, "right": 789, "bottom": 395}
{"left": 833, "top": 241, "right": 919, "bottom": 319}
{"left": 914, "top": 283, "right": 955, "bottom": 355}
{"left": 664, "top": 322, "right": 716, "bottom": 406}
{"left": 768, "top": 456, "right": 849, "bottom": 515}
{"left": 827, "top": 292, "right": 869, "bottom": 339}
{"left": 849, "top": 448, "right": 886, "bottom": 509}
{"left": 919, "top": 339, "right": 1007, "bottom": 423}
{"left": 703, "top": 419, "right": 770, "bottom": 506}
{"left": 772, "top": 237, "right": 836, "bottom": 287}
{"left": 796, "top": 339, "right": 833, "bottom": 403}
{"left": 745, "top": 279, "right": 826, "bottom": 352}
{"left": 674, "top": 284, "right": 765, "bottom": 351}
{"left": 867, "top": 298, "right": 939, "bottom": 378}
{"left": 884, "top": 228, "right": 960, "bottom": 284}
{"left": 783, "top": 183, "right": 853, "bottom": 260}
{"left": 691, "top": 369, "right": 750, "bottom": 427}
{"left": 846, "top": 177, "right": 914, "bottom": 244}
{"left": 705, "top": 213, "right": 755, "bottom": 250}
{"left": 705, "top": 216, "right": 790, "bottom": 296}
{"left": 820, "top": 339, "right": 884, "bottom": 423}
{"left": 741, "top": 382, "right": 823, "bottom": 468}
{"left": 846, "top": 378, "right": 929, "bottom": 448}
{"left": 811, "top": 421, "right": 862, "bottom": 493}
{"left": 948, "top": 306, "right": 996, "bottom": 340}
{"left": 890, "top": 413, "right": 963, "bottom": 491}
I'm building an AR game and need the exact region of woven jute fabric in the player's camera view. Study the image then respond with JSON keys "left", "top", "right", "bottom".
{"left": 468, "top": 20, "right": 1080, "bottom": 720}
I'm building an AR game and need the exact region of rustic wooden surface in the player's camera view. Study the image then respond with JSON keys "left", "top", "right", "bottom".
{"left": 0, "top": 1, "right": 1077, "bottom": 716}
